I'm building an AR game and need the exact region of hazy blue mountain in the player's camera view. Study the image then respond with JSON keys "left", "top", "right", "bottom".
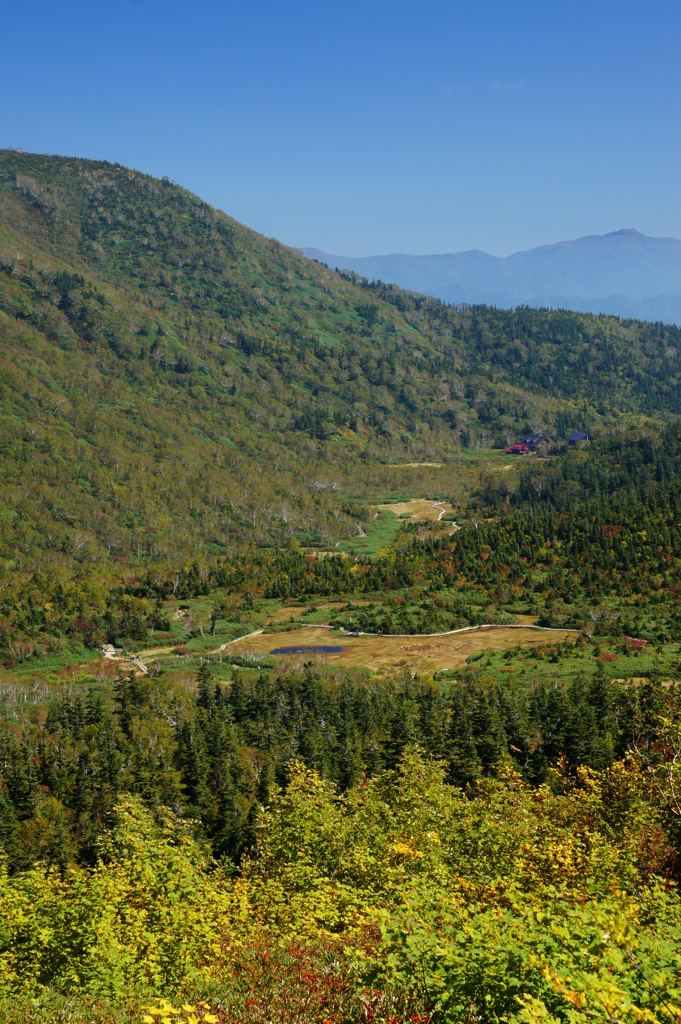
{"left": 302, "top": 229, "right": 681, "bottom": 324}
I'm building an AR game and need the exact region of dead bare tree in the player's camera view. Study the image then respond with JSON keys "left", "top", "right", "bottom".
{"left": 633, "top": 715, "right": 681, "bottom": 819}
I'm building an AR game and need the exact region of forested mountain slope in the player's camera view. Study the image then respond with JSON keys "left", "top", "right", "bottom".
{"left": 2, "top": 150, "right": 681, "bottom": 569}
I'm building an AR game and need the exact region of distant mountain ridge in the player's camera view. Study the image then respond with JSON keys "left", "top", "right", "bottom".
{"left": 302, "top": 229, "right": 681, "bottom": 324}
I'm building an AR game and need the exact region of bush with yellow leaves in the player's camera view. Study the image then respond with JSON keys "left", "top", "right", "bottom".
{"left": 0, "top": 750, "right": 679, "bottom": 1024}
{"left": 142, "top": 999, "right": 219, "bottom": 1024}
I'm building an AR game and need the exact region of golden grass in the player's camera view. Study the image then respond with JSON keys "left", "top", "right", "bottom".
{"left": 266, "top": 601, "right": 370, "bottom": 623}
{"left": 229, "top": 624, "right": 577, "bottom": 672}
{"left": 266, "top": 606, "right": 308, "bottom": 623}
{"left": 374, "top": 498, "right": 456, "bottom": 522}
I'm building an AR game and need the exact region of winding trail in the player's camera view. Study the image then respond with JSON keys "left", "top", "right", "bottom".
{"left": 101, "top": 628, "right": 265, "bottom": 676}
{"left": 101, "top": 645, "right": 149, "bottom": 676}
{"left": 214, "top": 628, "right": 264, "bottom": 651}
{"left": 101, "top": 619, "right": 578, "bottom": 678}
{"left": 338, "top": 622, "right": 580, "bottom": 639}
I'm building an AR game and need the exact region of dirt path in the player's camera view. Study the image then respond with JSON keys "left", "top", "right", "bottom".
{"left": 374, "top": 498, "right": 456, "bottom": 522}
{"left": 341, "top": 622, "right": 579, "bottom": 639}
{"left": 213, "top": 629, "right": 264, "bottom": 652}
{"left": 102, "top": 645, "right": 149, "bottom": 676}
{"left": 101, "top": 619, "right": 573, "bottom": 677}
{"left": 101, "top": 628, "right": 266, "bottom": 676}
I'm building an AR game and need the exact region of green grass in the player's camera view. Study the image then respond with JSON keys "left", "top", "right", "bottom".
{"left": 7, "top": 644, "right": 102, "bottom": 678}
{"left": 336, "top": 510, "right": 402, "bottom": 555}
{"left": 0, "top": 993, "right": 138, "bottom": 1024}
{"left": 436, "top": 639, "right": 681, "bottom": 688}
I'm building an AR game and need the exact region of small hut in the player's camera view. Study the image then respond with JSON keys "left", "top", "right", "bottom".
{"left": 522, "top": 435, "right": 549, "bottom": 455}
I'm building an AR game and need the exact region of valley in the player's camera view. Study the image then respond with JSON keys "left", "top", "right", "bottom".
{"left": 1, "top": 152, "right": 681, "bottom": 1024}
{"left": 2, "top": 151, "right": 681, "bottom": 569}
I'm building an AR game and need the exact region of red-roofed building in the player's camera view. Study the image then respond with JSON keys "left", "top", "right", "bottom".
{"left": 505, "top": 442, "right": 530, "bottom": 455}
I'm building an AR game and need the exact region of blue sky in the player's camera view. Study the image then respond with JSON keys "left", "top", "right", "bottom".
{"left": 2, "top": 0, "right": 680, "bottom": 255}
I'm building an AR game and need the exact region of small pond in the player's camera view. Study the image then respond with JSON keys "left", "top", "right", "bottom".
{"left": 270, "top": 645, "right": 345, "bottom": 655}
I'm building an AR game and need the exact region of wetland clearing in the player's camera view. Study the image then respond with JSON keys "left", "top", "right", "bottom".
{"left": 373, "top": 498, "right": 456, "bottom": 521}
{"left": 226, "top": 623, "right": 578, "bottom": 672}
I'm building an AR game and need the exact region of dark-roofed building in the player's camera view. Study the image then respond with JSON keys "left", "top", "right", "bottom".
{"left": 568, "top": 430, "right": 591, "bottom": 446}
{"left": 522, "top": 435, "right": 549, "bottom": 454}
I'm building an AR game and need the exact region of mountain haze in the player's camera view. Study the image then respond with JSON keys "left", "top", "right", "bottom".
{"left": 303, "top": 229, "right": 681, "bottom": 323}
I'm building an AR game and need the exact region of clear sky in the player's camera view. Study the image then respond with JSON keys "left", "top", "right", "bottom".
{"left": 2, "top": 0, "right": 680, "bottom": 256}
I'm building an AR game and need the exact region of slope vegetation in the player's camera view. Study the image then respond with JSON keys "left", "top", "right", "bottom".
{"left": 1, "top": 150, "right": 681, "bottom": 570}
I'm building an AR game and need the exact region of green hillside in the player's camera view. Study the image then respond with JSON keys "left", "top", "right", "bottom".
{"left": 1, "top": 150, "right": 681, "bottom": 572}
